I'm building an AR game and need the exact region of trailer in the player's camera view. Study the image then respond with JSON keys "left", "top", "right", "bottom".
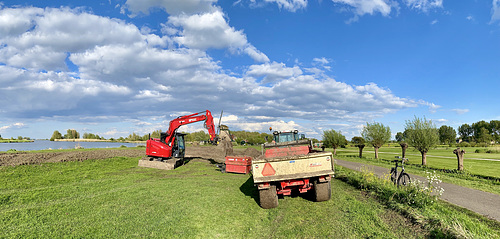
{"left": 252, "top": 131, "right": 334, "bottom": 209}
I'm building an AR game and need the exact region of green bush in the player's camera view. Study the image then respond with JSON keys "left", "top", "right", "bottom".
{"left": 457, "top": 142, "right": 470, "bottom": 147}
{"left": 476, "top": 142, "right": 489, "bottom": 147}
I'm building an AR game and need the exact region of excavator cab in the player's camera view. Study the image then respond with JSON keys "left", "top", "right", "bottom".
{"left": 172, "top": 133, "right": 186, "bottom": 158}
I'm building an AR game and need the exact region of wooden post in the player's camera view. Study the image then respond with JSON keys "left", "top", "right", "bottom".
{"left": 453, "top": 147, "right": 466, "bottom": 171}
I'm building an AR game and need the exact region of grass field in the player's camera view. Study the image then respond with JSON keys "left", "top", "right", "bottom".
{"left": 336, "top": 145, "right": 500, "bottom": 177}
{"left": 1, "top": 155, "right": 499, "bottom": 238}
{"left": 333, "top": 145, "right": 500, "bottom": 196}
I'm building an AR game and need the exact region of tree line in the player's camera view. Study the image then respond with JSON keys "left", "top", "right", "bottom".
{"left": 50, "top": 129, "right": 159, "bottom": 142}
{"left": 0, "top": 135, "right": 32, "bottom": 141}
{"left": 49, "top": 128, "right": 273, "bottom": 145}
{"left": 321, "top": 116, "right": 494, "bottom": 168}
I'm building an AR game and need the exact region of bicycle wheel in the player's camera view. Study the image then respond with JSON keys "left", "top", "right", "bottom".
{"left": 397, "top": 173, "right": 411, "bottom": 186}
{"left": 390, "top": 167, "right": 397, "bottom": 184}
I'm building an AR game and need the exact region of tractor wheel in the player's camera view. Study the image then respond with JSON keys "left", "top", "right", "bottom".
{"left": 313, "top": 179, "right": 331, "bottom": 202}
{"left": 259, "top": 185, "right": 278, "bottom": 209}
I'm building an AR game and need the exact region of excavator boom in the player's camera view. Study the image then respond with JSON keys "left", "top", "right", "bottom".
{"left": 145, "top": 110, "right": 217, "bottom": 160}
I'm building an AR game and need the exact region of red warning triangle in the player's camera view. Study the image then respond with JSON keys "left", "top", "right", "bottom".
{"left": 262, "top": 163, "right": 276, "bottom": 176}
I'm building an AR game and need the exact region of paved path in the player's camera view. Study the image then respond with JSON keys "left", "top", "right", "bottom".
{"left": 335, "top": 159, "right": 500, "bottom": 222}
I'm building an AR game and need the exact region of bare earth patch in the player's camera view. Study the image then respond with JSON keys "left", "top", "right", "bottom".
{"left": 0, "top": 145, "right": 263, "bottom": 167}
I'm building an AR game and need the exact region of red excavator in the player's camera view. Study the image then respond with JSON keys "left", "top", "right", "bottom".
{"left": 139, "top": 110, "right": 218, "bottom": 170}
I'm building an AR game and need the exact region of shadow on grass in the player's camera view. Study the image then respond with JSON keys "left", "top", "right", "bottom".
{"left": 240, "top": 176, "right": 259, "bottom": 205}
{"left": 239, "top": 177, "right": 318, "bottom": 207}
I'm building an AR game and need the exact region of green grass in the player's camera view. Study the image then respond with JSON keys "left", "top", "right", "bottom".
{"left": 333, "top": 146, "right": 500, "bottom": 196}
{"left": 2, "top": 156, "right": 432, "bottom": 238}
{"left": 338, "top": 145, "right": 500, "bottom": 176}
{"left": 336, "top": 166, "right": 500, "bottom": 238}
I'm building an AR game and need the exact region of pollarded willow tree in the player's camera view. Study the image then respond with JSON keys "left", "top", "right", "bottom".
{"left": 351, "top": 136, "right": 365, "bottom": 158}
{"left": 405, "top": 116, "right": 439, "bottom": 166}
{"left": 322, "top": 129, "right": 346, "bottom": 155}
{"left": 361, "top": 122, "right": 391, "bottom": 159}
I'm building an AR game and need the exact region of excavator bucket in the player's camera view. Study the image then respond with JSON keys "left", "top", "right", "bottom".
{"left": 138, "top": 157, "right": 184, "bottom": 170}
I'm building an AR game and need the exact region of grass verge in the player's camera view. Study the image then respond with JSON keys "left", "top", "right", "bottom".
{"left": 336, "top": 166, "right": 500, "bottom": 238}
{"left": 334, "top": 154, "right": 500, "bottom": 196}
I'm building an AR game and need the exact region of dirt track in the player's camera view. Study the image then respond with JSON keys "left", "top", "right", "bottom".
{"left": 0, "top": 145, "right": 263, "bottom": 167}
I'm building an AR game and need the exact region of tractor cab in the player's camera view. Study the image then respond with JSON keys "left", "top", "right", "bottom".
{"left": 273, "top": 130, "right": 305, "bottom": 143}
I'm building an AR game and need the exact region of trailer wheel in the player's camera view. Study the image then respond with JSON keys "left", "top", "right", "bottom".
{"left": 259, "top": 185, "right": 278, "bottom": 209}
{"left": 313, "top": 180, "right": 331, "bottom": 202}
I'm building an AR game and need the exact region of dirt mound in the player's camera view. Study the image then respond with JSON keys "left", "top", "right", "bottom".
{"left": 0, "top": 148, "right": 144, "bottom": 167}
{"left": 242, "top": 147, "right": 262, "bottom": 158}
{"left": 184, "top": 145, "right": 261, "bottom": 163}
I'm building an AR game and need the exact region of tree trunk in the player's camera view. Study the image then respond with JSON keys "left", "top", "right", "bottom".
{"left": 357, "top": 145, "right": 365, "bottom": 158}
{"left": 453, "top": 148, "right": 466, "bottom": 171}
{"left": 333, "top": 147, "right": 337, "bottom": 155}
{"left": 421, "top": 151, "right": 427, "bottom": 165}
{"left": 374, "top": 147, "right": 379, "bottom": 159}
{"left": 399, "top": 142, "right": 408, "bottom": 158}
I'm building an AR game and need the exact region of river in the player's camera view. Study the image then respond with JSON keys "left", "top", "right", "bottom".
{"left": 0, "top": 140, "right": 146, "bottom": 152}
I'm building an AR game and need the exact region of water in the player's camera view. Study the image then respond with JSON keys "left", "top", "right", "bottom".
{"left": 0, "top": 140, "right": 145, "bottom": 152}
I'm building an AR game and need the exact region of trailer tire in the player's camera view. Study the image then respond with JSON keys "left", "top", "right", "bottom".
{"left": 259, "top": 185, "right": 278, "bottom": 209}
{"left": 313, "top": 180, "right": 331, "bottom": 202}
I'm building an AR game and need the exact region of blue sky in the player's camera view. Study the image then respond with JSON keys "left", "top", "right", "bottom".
{"left": 0, "top": 0, "right": 499, "bottom": 140}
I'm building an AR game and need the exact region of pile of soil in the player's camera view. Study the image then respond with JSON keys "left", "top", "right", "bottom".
{"left": 185, "top": 145, "right": 262, "bottom": 163}
{"left": 0, "top": 148, "right": 144, "bottom": 167}
{"left": 242, "top": 147, "right": 262, "bottom": 159}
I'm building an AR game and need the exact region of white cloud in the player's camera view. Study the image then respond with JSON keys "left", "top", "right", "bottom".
{"left": 312, "top": 57, "right": 332, "bottom": 71}
{"left": 451, "top": 109, "right": 469, "bottom": 115}
{"left": 491, "top": 0, "right": 500, "bottom": 24}
{"left": 264, "top": 0, "right": 308, "bottom": 12}
{"left": 134, "top": 90, "right": 172, "bottom": 102}
{"left": 124, "top": 0, "right": 217, "bottom": 15}
{"left": 404, "top": 0, "right": 443, "bottom": 12}
{"left": 244, "top": 45, "right": 270, "bottom": 62}
{"left": 466, "top": 15, "right": 474, "bottom": 21}
{"left": 417, "top": 100, "right": 441, "bottom": 113}
{"left": 245, "top": 0, "right": 308, "bottom": 12}
{"left": 0, "top": 122, "right": 26, "bottom": 132}
{"left": 246, "top": 62, "right": 302, "bottom": 83}
{"left": 168, "top": 11, "right": 246, "bottom": 49}
{"left": 0, "top": 5, "right": 434, "bottom": 140}
{"left": 167, "top": 9, "right": 268, "bottom": 62}
{"left": 430, "top": 19, "right": 438, "bottom": 25}
{"left": 313, "top": 57, "right": 330, "bottom": 65}
{"left": 332, "top": 0, "right": 393, "bottom": 17}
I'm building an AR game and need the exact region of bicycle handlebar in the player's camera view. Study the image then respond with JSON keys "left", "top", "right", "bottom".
{"left": 394, "top": 156, "right": 409, "bottom": 161}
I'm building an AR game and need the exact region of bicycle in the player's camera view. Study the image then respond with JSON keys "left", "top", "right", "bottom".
{"left": 390, "top": 156, "right": 411, "bottom": 187}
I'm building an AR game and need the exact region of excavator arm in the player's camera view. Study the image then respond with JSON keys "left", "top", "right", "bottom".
{"left": 146, "top": 110, "right": 217, "bottom": 159}
{"left": 163, "top": 110, "right": 217, "bottom": 146}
